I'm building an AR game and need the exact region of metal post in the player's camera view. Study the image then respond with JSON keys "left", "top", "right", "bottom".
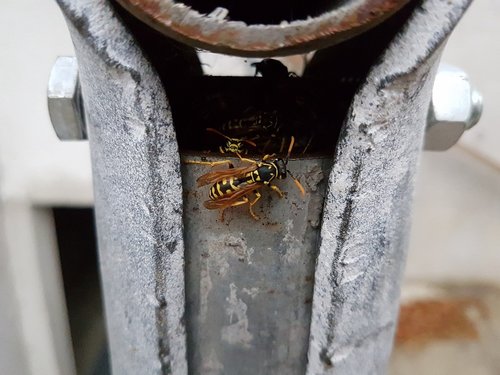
{"left": 54, "top": 0, "right": 473, "bottom": 374}
{"left": 306, "top": 1, "right": 472, "bottom": 372}
{"left": 56, "top": 1, "right": 188, "bottom": 373}
{"left": 182, "top": 158, "right": 332, "bottom": 375}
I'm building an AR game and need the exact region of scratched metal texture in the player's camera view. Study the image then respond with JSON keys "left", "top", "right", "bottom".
{"left": 55, "top": 0, "right": 473, "bottom": 373}
{"left": 306, "top": 0, "right": 473, "bottom": 373}
{"left": 182, "top": 158, "right": 332, "bottom": 375}
{"left": 56, "top": 0, "right": 188, "bottom": 374}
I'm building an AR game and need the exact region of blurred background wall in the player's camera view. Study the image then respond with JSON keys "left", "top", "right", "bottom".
{"left": 0, "top": 0, "right": 498, "bottom": 374}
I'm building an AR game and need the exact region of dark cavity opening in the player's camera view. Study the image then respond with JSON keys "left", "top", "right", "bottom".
{"left": 173, "top": 0, "right": 343, "bottom": 25}
{"left": 53, "top": 208, "right": 110, "bottom": 375}
{"left": 112, "top": 0, "right": 418, "bottom": 157}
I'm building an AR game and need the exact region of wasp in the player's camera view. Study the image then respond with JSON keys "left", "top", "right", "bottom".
{"left": 195, "top": 136, "right": 305, "bottom": 220}
{"left": 221, "top": 110, "right": 290, "bottom": 154}
{"left": 222, "top": 110, "right": 280, "bottom": 139}
{"left": 206, "top": 127, "right": 256, "bottom": 155}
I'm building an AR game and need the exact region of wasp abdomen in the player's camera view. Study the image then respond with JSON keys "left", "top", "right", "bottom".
{"left": 209, "top": 178, "right": 245, "bottom": 200}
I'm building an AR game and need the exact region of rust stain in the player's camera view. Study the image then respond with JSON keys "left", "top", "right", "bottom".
{"left": 395, "top": 298, "right": 489, "bottom": 347}
{"left": 116, "top": 0, "right": 409, "bottom": 55}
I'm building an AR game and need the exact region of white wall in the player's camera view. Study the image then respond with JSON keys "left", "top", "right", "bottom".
{"left": 0, "top": 2, "right": 91, "bottom": 374}
{"left": 0, "top": 0, "right": 93, "bottom": 207}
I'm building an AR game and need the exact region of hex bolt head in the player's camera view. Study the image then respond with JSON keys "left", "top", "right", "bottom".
{"left": 47, "top": 56, "right": 87, "bottom": 140}
{"left": 468, "top": 88, "right": 483, "bottom": 129}
{"left": 424, "top": 63, "right": 483, "bottom": 151}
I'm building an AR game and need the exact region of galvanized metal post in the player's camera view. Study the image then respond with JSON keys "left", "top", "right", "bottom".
{"left": 55, "top": 0, "right": 472, "bottom": 374}
{"left": 56, "top": 1, "right": 188, "bottom": 374}
{"left": 306, "top": 0, "right": 472, "bottom": 372}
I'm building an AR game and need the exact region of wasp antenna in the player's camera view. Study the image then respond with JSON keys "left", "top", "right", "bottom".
{"left": 243, "top": 139, "right": 257, "bottom": 147}
{"left": 287, "top": 169, "right": 306, "bottom": 197}
{"left": 206, "top": 127, "right": 231, "bottom": 141}
{"left": 286, "top": 136, "right": 295, "bottom": 163}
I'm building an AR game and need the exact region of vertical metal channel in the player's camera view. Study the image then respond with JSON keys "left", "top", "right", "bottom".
{"left": 55, "top": 0, "right": 473, "bottom": 374}
{"left": 306, "top": 0, "right": 472, "bottom": 373}
{"left": 183, "top": 158, "right": 332, "bottom": 375}
{"left": 56, "top": 1, "right": 188, "bottom": 374}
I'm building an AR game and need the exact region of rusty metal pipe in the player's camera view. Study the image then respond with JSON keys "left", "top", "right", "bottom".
{"left": 115, "top": 0, "right": 410, "bottom": 56}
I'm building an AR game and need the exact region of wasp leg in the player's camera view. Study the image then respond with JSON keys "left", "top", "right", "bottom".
{"left": 235, "top": 153, "right": 259, "bottom": 165}
{"left": 248, "top": 191, "right": 262, "bottom": 220}
{"left": 184, "top": 159, "right": 234, "bottom": 168}
{"left": 262, "top": 153, "right": 276, "bottom": 161}
{"left": 262, "top": 139, "right": 272, "bottom": 153}
{"left": 279, "top": 137, "right": 286, "bottom": 153}
{"left": 269, "top": 185, "right": 284, "bottom": 198}
{"left": 219, "top": 197, "right": 250, "bottom": 222}
{"left": 301, "top": 135, "right": 314, "bottom": 155}
{"left": 292, "top": 176, "right": 306, "bottom": 197}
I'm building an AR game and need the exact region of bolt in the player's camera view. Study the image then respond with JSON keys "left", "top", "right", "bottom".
{"left": 47, "top": 56, "right": 87, "bottom": 140}
{"left": 424, "top": 63, "right": 483, "bottom": 151}
{"left": 468, "top": 89, "right": 483, "bottom": 129}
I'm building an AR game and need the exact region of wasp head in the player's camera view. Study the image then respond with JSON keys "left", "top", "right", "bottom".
{"left": 275, "top": 159, "right": 287, "bottom": 179}
{"left": 226, "top": 140, "right": 244, "bottom": 154}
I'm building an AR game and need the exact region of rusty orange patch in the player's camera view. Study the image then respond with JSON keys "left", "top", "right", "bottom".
{"left": 395, "top": 299, "right": 488, "bottom": 347}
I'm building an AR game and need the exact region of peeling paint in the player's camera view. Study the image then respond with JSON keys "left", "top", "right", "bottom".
{"left": 221, "top": 283, "right": 253, "bottom": 348}
{"left": 199, "top": 259, "right": 213, "bottom": 322}
{"left": 282, "top": 219, "right": 302, "bottom": 264}
{"left": 242, "top": 287, "right": 260, "bottom": 298}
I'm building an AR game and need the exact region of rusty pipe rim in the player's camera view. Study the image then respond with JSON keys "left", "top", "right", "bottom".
{"left": 115, "top": 0, "right": 410, "bottom": 57}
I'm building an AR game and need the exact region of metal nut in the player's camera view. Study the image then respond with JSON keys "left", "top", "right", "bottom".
{"left": 47, "top": 56, "right": 87, "bottom": 140}
{"left": 424, "top": 63, "right": 483, "bottom": 151}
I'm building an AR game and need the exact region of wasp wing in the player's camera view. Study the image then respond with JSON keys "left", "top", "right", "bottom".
{"left": 203, "top": 183, "right": 260, "bottom": 210}
{"left": 196, "top": 164, "right": 256, "bottom": 187}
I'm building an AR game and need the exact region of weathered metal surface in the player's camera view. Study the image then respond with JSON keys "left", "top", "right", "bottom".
{"left": 182, "top": 157, "right": 332, "bottom": 375}
{"left": 115, "top": 0, "right": 410, "bottom": 57}
{"left": 55, "top": 0, "right": 188, "bottom": 374}
{"left": 306, "top": 0, "right": 473, "bottom": 373}
{"left": 55, "top": 0, "right": 474, "bottom": 373}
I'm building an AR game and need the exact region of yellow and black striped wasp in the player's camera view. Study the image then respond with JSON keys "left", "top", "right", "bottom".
{"left": 221, "top": 110, "right": 313, "bottom": 155}
{"left": 206, "top": 127, "right": 257, "bottom": 155}
{"left": 222, "top": 110, "right": 279, "bottom": 137}
{"left": 221, "top": 110, "right": 284, "bottom": 153}
{"left": 195, "top": 136, "right": 305, "bottom": 220}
